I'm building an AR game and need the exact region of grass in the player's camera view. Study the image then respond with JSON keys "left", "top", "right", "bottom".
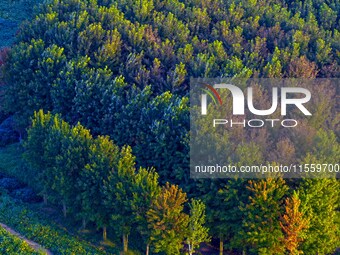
{"left": 0, "top": 192, "right": 118, "bottom": 254}
{"left": 0, "top": 225, "right": 43, "bottom": 255}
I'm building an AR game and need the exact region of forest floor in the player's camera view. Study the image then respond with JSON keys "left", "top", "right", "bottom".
{"left": 0, "top": 222, "right": 53, "bottom": 255}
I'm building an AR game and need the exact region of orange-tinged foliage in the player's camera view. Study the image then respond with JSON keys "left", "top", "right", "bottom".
{"left": 280, "top": 192, "right": 309, "bottom": 255}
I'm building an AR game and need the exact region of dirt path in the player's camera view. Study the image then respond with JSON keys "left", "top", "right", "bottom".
{"left": 0, "top": 222, "right": 53, "bottom": 255}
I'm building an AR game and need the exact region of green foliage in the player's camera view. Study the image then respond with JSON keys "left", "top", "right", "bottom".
{"left": 24, "top": 109, "right": 54, "bottom": 196}
{"left": 147, "top": 183, "right": 189, "bottom": 254}
{"left": 240, "top": 178, "right": 288, "bottom": 255}
{"left": 3, "top": 0, "right": 339, "bottom": 187}
{"left": 0, "top": 226, "right": 41, "bottom": 255}
{"left": 132, "top": 167, "right": 161, "bottom": 250}
{"left": 103, "top": 145, "right": 136, "bottom": 251}
{"left": 299, "top": 178, "right": 340, "bottom": 255}
{"left": 77, "top": 135, "right": 119, "bottom": 231}
{"left": 186, "top": 199, "right": 210, "bottom": 255}
{"left": 0, "top": 193, "right": 113, "bottom": 254}
{"left": 1, "top": 0, "right": 340, "bottom": 253}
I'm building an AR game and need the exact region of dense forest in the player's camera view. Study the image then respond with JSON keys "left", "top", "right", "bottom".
{"left": 0, "top": 0, "right": 339, "bottom": 254}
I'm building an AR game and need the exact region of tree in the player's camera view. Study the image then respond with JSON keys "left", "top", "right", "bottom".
{"left": 299, "top": 178, "right": 339, "bottom": 255}
{"left": 132, "top": 167, "right": 161, "bottom": 255}
{"left": 147, "top": 182, "right": 188, "bottom": 254}
{"left": 103, "top": 145, "right": 136, "bottom": 252}
{"left": 201, "top": 179, "right": 245, "bottom": 255}
{"left": 240, "top": 178, "right": 288, "bottom": 255}
{"left": 186, "top": 199, "right": 210, "bottom": 255}
{"left": 51, "top": 122, "right": 92, "bottom": 218}
{"left": 77, "top": 135, "right": 119, "bottom": 234}
{"left": 24, "top": 110, "right": 53, "bottom": 200}
{"left": 279, "top": 192, "right": 309, "bottom": 255}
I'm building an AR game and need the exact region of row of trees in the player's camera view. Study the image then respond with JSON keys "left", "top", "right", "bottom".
{"left": 24, "top": 111, "right": 339, "bottom": 255}
{"left": 24, "top": 109, "right": 209, "bottom": 254}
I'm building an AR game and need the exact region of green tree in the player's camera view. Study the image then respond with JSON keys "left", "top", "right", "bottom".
{"left": 42, "top": 113, "right": 71, "bottom": 205}
{"left": 24, "top": 109, "right": 53, "bottom": 201}
{"left": 51, "top": 122, "right": 92, "bottom": 217}
{"left": 132, "top": 167, "right": 161, "bottom": 255}
{"left": 299, "top": 178, "right": 339, "bottom": 255}
{"left": 186, "top": 199, "right": 210, "bottom": 255}
{"left": 147, "top": 182, "right": 188, "bottom": 254}
{"left": 77, "top": 135, "right": 119, "bottom": 234}
{"left": 240, "top": 178, "right": 288, "bottom": 255}
{"left": 103, "top": 145, "right": 136, "bottom": 252}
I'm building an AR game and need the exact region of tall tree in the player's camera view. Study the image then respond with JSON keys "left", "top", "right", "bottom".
{"left": 132, "top": 167, "right": 161, "bottom": 255}
{"left": 299, "top": 178, "right": 339, "bottom": 255}
{"left": 279, "top": 192, "right": 309, "bottom": 255}
{"left": 77, "top": 135, "right": 119, "bottom": 235}
{"left": 239, "top": 178, "right": 288, "bottom": 255}
{"left": 103, "top": 145, "right": 136, "bottom": 252}
{"left": 51, "top": 122, "right": 92, "bottom": 217}
{"left": 24, "top": 110, "right": 53, "bottom": 201}
{"left": 186, "top": 199, "right": 210, "bottom": 255}
{"left": 147, "top": 183, "right": 189, "bottom": 254}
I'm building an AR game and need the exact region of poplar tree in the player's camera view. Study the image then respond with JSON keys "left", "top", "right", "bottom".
{"left": 279, "top": 192, "right": 309, "bottom": 255}
{"left": 299, "top": 178, "right": 339, "bottom": 255}
{"left": 186, "top": 199, "right": 210, "bottom": 255}
{"left": 77, "top": 135, "right": 119, "bottom": 235}
{"left": 240, "top": 178, "right": 288, "bottom": 255}
{"left": 38, "top": 112, "right": 70, "bottom": 205}
{"left": 51, "top": 122, "right": 92, "bottom": 218}
{"left": 103, "top": 145, "right": 136, "bottom": 252}
{"left": 132, "top": 167, "right": 161, "bottom": 255}
{"left": 24, "top": 110, "right": 53, "bottom": 198}
{"left": 147, "top": 183, "right": 189, "bottom": 254}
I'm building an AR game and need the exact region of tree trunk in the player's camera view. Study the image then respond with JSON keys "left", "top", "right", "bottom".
{"left": 62, "top": 201, "right": 67, "bottom": 218}
{"left": 146, "top": 243, "right": 149, "bottom": 255}
{"left": 43, "top": 194, "right": 47, "bottom": 205}
{"left": 188, "top": 241, "right": 193, "bottom": 255}
{"left": 82, "top": 219, "right": 87, "bottom": 230}
{"left": 219, "top": 238, "right": 223, "bottom": 255}
{"left": 242, "top": 250, "right": 246, "bottom": 255}
{"left": 103, "top": 226, "right": 107, "bottom": 242}
{"left": 123, "top": 234, "right": 128, "bottom": 252}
